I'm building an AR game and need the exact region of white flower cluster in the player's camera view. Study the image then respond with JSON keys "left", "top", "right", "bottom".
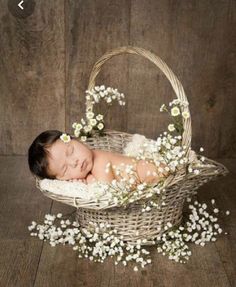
{"left": 72, "top": 113, "right": 105, "bottom": 142}
{"left": 28, "top": 199, "right": 230, "bottom": 268}
{"left": 160, "top": 99, "right": 189, "bottom": 135}
{"left": 160, "top": 99, "right": 189, "bottom": 118}
{"left": 155, "top": 197, "right": 230, "bottom": 263}
{"left": 156, "top": 226, "right": 192, "bottom": 263}
{"left": 72, "top": 85, "right": 125, "bottom": 142}
{"left": 133, "top": 131, "right": 207, "bottom": 178}
{"left": 28, "top": 215, "right": 152, "bottom": 272}
{"left": 85, "top": 85, "right": 125, "bottom": 107}
{"left": 60, "top": 133, "right": 71, "bottom": 143}
{"left": 134, "top": 132, "right": 185, "bottom": 174}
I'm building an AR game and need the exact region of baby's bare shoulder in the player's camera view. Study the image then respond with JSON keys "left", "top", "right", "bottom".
{"left": 109, "top": 151, "right": 137, "bottom": 166}
{"left": 93, "top": 150, "right": 113, "bottom": 167}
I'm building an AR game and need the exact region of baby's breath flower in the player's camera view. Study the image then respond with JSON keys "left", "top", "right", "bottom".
{"left": 97, "top": 123, "right": 104, "bottom": 130}
{"left": 60, "top": 133, "right": 71, "bottom": 143}
{"left": 86, "top": 111, "right": 94, "bottom": 119}
{"left": 160, "top": 104, "right": 166, "bottom": 112}
{"left": 182, "top": 111, "right": 190, "bottom": 119}
{"left": 168, "top": 124, "right": 175, "bottom": 132}
{"left": 171, "top": 106, "right": 180, "bottom": 117}
{"left": 84, "top": 125, "right": 92, "bottom": 132}
{"left": 96, "top": 114, "right": 104, "bottom": 121}
{"left": 76, "top": 123, "right": 83, "bottom": 130}
{"left": 193, "top": 169, "right": 200, "bottom": 175}
{"left": 74, "top": 129, "right": 80, "bottom": 137}
{"left": 188, "top": 167, "right": 193, "bottom": 173}
{"left": 89, "top": 119, "right": 97, "bottom": 127}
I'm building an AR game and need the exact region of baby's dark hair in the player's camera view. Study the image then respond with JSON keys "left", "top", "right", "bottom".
{"left": 28, "top": 130, "right": 66, "bottom": 180}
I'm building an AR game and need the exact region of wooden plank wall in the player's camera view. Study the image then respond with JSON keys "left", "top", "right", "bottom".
{"left": 0, "top": 0, "right": 65, "bottom": 155}
{"left": 0, "top": 0, "right": 235, "bottom": 158}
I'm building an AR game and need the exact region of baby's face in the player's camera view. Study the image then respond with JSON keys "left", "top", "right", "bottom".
{"left": 46, "top": 139, "right": 94, "bottom": 181}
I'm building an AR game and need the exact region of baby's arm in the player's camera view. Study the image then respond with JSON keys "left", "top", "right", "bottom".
{"left": 136, "top": 160, "right": 169, "bottom": 184}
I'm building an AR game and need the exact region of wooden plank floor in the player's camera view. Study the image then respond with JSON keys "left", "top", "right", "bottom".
{"left": 0, "top": 156, "right": 235, "bottom": 287}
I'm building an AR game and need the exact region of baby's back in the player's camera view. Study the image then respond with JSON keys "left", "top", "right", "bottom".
{"left": 88, "top": 149, "right": 167, "bottom": 185}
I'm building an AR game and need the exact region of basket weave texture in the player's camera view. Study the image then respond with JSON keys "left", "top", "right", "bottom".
{"left": 37, "top": 46, "right": 229, "bottom": 245}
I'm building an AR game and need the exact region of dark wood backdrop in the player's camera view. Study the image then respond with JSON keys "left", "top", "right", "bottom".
{"left": 0, "top": 0, "right": 235, "bottom": 158}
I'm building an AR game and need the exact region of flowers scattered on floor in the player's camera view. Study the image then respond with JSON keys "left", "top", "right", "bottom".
{"left": 28, "top": 213, "right": 152, "bottom": 271}
{"left": 28, "top": 197, "right": 230, "bottom": 271}
{"left": 155, "top": 198, "right": 230, "bottom": 263}
{"left": 72, "top": 85, "right": 125, "bottom": 141}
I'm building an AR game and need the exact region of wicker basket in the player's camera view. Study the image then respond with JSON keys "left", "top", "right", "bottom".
{"left": 37, "top": 46, "right": 229, "bottom": 245}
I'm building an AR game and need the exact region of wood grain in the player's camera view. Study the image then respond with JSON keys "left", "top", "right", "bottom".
{"left": 0, "top": 0, "right": 235, "bottom": 157}
{"left": 65, "top": 0, "right": 130, "bottom": 138}
{"left": 129, "top": 0, "right": 236, "bottom": 157}
{"left": 0, "top": 155, "right": 52, "bottom": 286}
{"left": 0, "top": 0, "right": 65, "bottom": 155}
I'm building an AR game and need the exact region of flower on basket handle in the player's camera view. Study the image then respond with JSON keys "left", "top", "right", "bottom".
{"left": 72, "top": 85, "right": 126, "bottom": 141}
{"left": 160, "top": 98, "right": 190, "bottom": 136}
{"left": 159, "top": 99, "right": 206, "bottom": 175}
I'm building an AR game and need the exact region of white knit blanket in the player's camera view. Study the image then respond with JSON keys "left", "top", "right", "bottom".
{"left": 38, "top": 133, "right": 201, "bottom": 200}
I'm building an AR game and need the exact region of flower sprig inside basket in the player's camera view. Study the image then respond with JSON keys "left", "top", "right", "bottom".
{"left": 71, "top": 85, "right": 125, "bottom": 142}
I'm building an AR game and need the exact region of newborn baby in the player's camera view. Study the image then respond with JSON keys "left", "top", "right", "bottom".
{"left": 28, "top": 130, "right": 169, "bottom": 186}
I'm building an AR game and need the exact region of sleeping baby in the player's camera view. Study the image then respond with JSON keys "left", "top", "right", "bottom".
{"left": 28, "top": 130, "right": 169, "bottom": 186}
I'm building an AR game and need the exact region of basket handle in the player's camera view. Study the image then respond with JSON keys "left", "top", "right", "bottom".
{"left": 87, "top": 46, "right": 192, "bottom": 155}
